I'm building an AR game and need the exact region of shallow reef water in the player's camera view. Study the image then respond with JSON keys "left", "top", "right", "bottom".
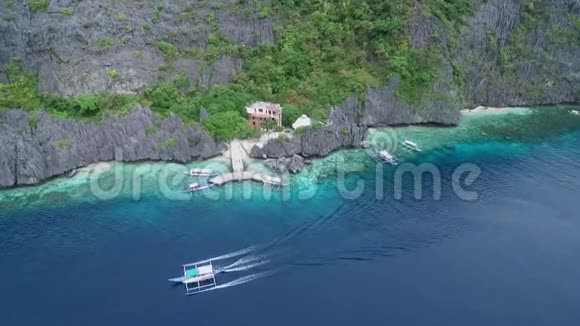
{"left": 0, "top": 106, "right": 577, "bottom": 209}
{"left": 1, "top": 106, "right": 580, "bottom": 325}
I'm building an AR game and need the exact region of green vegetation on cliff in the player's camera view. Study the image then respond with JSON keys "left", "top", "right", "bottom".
{"left": 234, "top": 0, "right": 472, "bottom": 116}
{"left": 1, "top": 0, "right": 476, "bottom": 140}
{"left": 500, "top": 0, "right": 548, "bottom": 73}
{"left": 27, "top": 0, "right": 49, "bottom": 12}
{"left": 0, "top": 58, "right": 42, "bottom": 110}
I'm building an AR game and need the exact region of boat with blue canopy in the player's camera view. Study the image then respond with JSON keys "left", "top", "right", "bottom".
{"left": 169, "top": 259, "right": 218, "bottom": 295}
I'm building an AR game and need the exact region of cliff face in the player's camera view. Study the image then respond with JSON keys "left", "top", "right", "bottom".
{"left": 0, "top": 0, "right": 579, "bottom": 186}
{"left": 335, "top": 0, "right": 579, "bottom": 127}
{"left": 1, "top": 0, "right": 577, "bottom": 103}
{"left": 455, "top": 0, "right": 580, "bottom": 107}
{"left": 0, "top": 106, "right": 223, "bottom": 188}
{"left": 251, "top": 0, "right": 579, "bottom": 158}
{"left": 1, "top": 0, "right": 577, "bottom": 115}
{"left": 0, "top": 0, "right": 274, "bottom": 95}
{"left": 251, "top": 101, "right": 368, "bottom": 159}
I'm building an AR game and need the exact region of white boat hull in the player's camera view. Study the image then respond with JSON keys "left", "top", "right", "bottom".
{"left": 168, "top": 276, "right": 186, "bottom": 283}
{"left": 400, "top": 140, "right": 422, "bottom": 152}
{"left": 367, "top": 149, "right": 398, "bottom": 165}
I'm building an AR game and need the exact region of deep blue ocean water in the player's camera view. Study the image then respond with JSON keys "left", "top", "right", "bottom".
{"left": 1, "top": 112, "right": 580, "bottom": 325}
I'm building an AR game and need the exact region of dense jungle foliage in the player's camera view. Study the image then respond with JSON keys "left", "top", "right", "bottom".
{"left": 1, "top": 0, "right": 475, "bottom": 140}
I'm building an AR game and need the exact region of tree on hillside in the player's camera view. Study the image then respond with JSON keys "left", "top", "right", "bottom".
{"left": 282, "top": 104, "right": 302, "bottom": 127}
{"left": 263, "top": 118, "right": 277, "bottom": 133}
{"left": 202, "top": 111, "right": 259, "bottom": 141}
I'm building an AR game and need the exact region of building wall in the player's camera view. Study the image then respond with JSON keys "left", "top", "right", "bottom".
{"left": 249, "top": 114, "right": 282, "bottom": 128}
{"left": 246, "top": 103, "right": 283, "bottom": 128}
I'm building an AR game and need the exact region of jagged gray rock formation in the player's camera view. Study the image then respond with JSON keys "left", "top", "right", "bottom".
{"left": 347, "top": 0, "right": 580, "bottom": 128}
{"left": 0, "top": 0, "right": 274, "bottom": 95}
{"left": 334, "top": 84, "right": 462, "bottom": 128}
{"left": 0, "top": 106, "right": 224, "bottom": 188}
{"left": 265, "top": 154, "right": 305, "bottom": 174}
{"left": 1, "top": 0, "right": 579, "bottom": 186}
{"left": 251, "top": 0, "right": 579, "bottom": 159}
{"left": 1, "top": 0, "right": 576, "bottom": 107}
{"left": 455, "top": 0, "right": 580, "bottom": 107}
{"left": 251, "top": 104, "right": 368, "bottom": 159}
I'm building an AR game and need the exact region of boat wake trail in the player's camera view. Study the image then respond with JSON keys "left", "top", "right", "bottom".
{"left": 197, "top": 270, "right": 278, "bottom": 294}
{"left": 205, "top": 246, "right": 257, "bottom": 262}
{"left": 214, "top": 202, "right": 366, "bottom": 273}
{"left": 247, "top": 202, "right": 349, "bottom": 256}
{"left": 223, "top": 254, "right": 270, "bottom": 270}
{"left": 176, "top": 195, "right": 459, "bottom": 296}
{"left": 184, "top": 201, "right": 376, "bottom": 295}
{"left": 223, "top": 260, "right": 270, "bottom": 273}
{"left": 218, "top": 270, "right": 277, "bottom": 288}
{"left": 252, "top": 196, "right": 411, "bottom": 268}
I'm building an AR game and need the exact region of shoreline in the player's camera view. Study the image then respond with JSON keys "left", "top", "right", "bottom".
{"left": 0, "top": 105, "right": 578, "bottom": 198}
{"left": 460, "top": 106, "right": 533, "bottom": 115}
{"left": 460, "top": 103, "right": 580, "bottom": 115}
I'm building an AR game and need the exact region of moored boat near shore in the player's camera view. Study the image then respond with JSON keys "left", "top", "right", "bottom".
{"left": 400, "top": 140, "right": 422, "bottom": 152}
{"left": 183, "top": 182, "right": 214, "bottom": 193}
{"left": 184, "top": 168, "right": 215, "bottom": 177}
{"left": 368, "top": 149, "right": 399, "bottom": 165}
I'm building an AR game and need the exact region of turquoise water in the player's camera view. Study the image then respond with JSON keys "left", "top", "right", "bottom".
{"left": 1, "top": 107, "right": 580, "bottom": 325}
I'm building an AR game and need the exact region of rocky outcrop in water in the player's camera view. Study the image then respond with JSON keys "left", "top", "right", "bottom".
{"left": 251, "top": 104, "right": 368, "bottom": 159}
{"left": 0, "top": 106, "right": 224, "bottom": 188}
{"left": 265, "top": 154, "right": 306, "bottom": 174}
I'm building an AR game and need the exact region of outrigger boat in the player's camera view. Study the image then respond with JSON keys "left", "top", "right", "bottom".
{"left": 183, "top": 182, "right": 214, "bottom": 193}
{"left": 185, "top": 168, "right": 214, "bottom": 177}
{"left": 169, "top": 259, "right": 219, "bottom": 295}
{"left": 369, "top": 149, "right": 398, "bottom": 165}
{"left": 260, "top": 175, "right": 288, "bottom": 189}
{"left": 400, "top": 140, "right": 422, "bottom": 152}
